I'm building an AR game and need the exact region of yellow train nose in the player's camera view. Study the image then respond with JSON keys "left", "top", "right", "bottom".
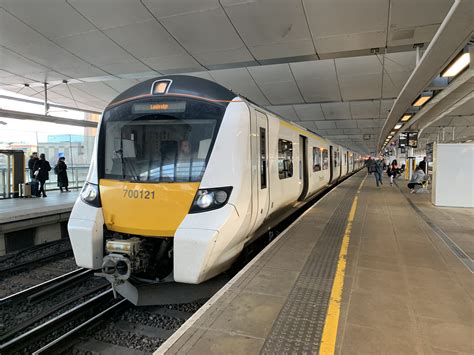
{"left": 99, "top": 179, "right": 200, "bottom": 237}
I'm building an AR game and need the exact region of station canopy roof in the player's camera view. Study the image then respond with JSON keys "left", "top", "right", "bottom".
{"left": 0, "top": 0, "right": 456, "bottom": 153}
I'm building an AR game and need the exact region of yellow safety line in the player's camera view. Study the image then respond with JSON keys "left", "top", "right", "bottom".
{"left": 319, "top": 175, "right": 366, "bottom": 355}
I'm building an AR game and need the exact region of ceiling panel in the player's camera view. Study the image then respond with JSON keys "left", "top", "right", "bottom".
{"left": 0, "top": 8, "right": 46, "bottom": 49}
{"left": 69, "top": 82, "right": 120, "bottom": 102}
{"left": 335, "top": 120, "right": 358, "bottom": 129}
{"left": 321, "top": 102, "right": 351, "bottom": 119}
{"left": 209, "top": 68, "right": 270, "bottom": 106}
{"left": 104, "top": 79, "right": 140, "bottom": 93}
{"left": 0, "top": 75, "right": 30, "bottom": 85}
{"left": 293, "top": 103, "right": 325, "bottom": 121}
{"left": 303, "top": 0, "right": 389, "bottom": 53}
{"left": 335, "top": 55, "right": 382, "bottom": 76}
{"left": 0, "top": 47, "right": 48, "bottom": 74}
{"left": 221, "top": 0, "right": 314, "bottom": 60}
{"left": 54, "top": 64, "right": 109, "bottom": 79}
{"left": 298, "top": 121, "right": 317, "bottom": 130}
{"left": 0, "top": 0, "right": 95, "bottom": 40}
{"left": 350, "top": 100, "right": 380, "bottom": 118}
{"left": 104, "top": 20, "right": 185, "bottom": 60}
{"left": 151, "top": 6, "right": 253, "bottom": 64}
{"left": 141, "top": 0, "right": 219, "bottom": 18}
{"left": 290, "top": 60, "right": 341, "bottom": 102}
{"left": 356, "top": 119, "right": 384, "bottom": 128}
{"left": 68, "top": 0, "right": 152, "bottom": 30}
{"left": 247, "top": 63, "right": 294, "bottom": 84}
{"left": 142, "top": 55, "right": 203, "bottom": 72}
{"left": 259, "top": 81, "right": 304, "bottom": 105}
{"left": 98, "top": 61, "right": 152, "bottom": 75}
{"left": 314, "top": 120, "right": 337, "bottom": 129}
{"left": 54, "top": 31, "right": 138, "bottom": 66}
{"left": 266, "top": 105, "right": 299, "bottom": 121}
{"left": 338, "top": 73, "right": 382, "bottom": 101}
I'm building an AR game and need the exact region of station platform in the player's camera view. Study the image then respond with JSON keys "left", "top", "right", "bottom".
{"left": 0, "top": 191, "right": 79, "bottom": 255}
{"left": 157, "top": 170, "right": 473, "bottom": 354}
{"left": 0, "top": 190, "right": 78, "bottom": 224}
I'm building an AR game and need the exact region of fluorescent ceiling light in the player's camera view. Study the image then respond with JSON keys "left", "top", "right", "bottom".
{"left": 442, "top": 52, "right": 470, "bottom": 77}
{"left": 388, "top": 135, "right": 392, "bottom": 139}
{"left": 401, "top": 114, "right": 412, "bottom": 122}
{"left": 413, "top": 91, "right": 433, "bottom": 107}
{"left": 394, "top": 123, "right": 403, "bottom": 129}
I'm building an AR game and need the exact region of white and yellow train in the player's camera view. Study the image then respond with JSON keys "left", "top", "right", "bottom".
{"left": 68, "top": 75, "right": 363, "bottom": 301}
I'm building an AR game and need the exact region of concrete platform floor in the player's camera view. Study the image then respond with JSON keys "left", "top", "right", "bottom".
{"left": 158, "top": 172, "right": 473, "bottom": 354}
{"left": 0, "top": 190, "right": 78, "bottom": 224}
{"left": 338, "top": 175, "right": 473, "bottom": 354}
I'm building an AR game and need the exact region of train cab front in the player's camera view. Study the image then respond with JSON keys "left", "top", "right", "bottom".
{"left": 68, "top": 77, "right": 234, "bottom": 291}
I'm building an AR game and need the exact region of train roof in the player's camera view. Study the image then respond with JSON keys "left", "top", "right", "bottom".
{"left": 107, "top": 75, "right": 237, "bottom": 108}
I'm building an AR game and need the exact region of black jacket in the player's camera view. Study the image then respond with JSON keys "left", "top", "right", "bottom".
{"left": 34, "top": 159, "right": 52, "bottom": 181}
{"left": 28, "top": 157, "right": 39, "bottom": 178}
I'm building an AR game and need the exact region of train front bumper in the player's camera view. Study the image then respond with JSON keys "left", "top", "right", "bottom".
{"left": 68, "top": 198, "right": 104, "bottom": 269}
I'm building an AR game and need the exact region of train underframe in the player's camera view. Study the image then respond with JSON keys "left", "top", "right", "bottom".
{"left": 100, "top": 229, "right": 174, "bottom": 286}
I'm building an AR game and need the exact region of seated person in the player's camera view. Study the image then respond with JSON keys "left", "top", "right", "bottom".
{"left": 408, "top": 165, "right": 427, "bottom": 193}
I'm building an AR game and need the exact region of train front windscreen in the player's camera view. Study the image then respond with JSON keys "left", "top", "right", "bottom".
{"left": 99, "top": 97, "right": 225, "bottom": 183}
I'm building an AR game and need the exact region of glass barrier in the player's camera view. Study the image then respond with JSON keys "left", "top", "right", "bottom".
{"left": 0, "top": 131, "right": 95, "bottom": 199}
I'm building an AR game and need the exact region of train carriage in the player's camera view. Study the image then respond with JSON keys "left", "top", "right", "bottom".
{"left": 68, "top": 75, "right": 362, "bottom": 302}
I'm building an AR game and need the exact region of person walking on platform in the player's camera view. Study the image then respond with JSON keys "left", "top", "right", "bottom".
{"left": 389, "top": 159, "right": 399, "bottom": 185}
{"left": 33, "top": 153, "right": 51, "bottom": 197}
{"left": 374, "top": 157, "right": 384, "bottom": 187}
{"left": 55, "top": 157, "right": 70, "bottom": 192}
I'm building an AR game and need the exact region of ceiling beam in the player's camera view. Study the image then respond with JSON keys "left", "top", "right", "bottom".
{"left": 0, "top": 109, "right": 98, "bottom": 128}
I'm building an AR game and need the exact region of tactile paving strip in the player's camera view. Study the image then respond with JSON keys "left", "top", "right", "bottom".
{"left": 261, "top": 184, "right": 358, "bottom": 354}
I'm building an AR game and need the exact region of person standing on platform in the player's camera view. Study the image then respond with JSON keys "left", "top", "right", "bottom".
{"left": 374, "top": 157, "right": 384, "bottom": 187}
{"left": 55, "top": 157, "right": 70, "bottom": 192}
{"left": 34, "top": 153, "right": 51, "bottom": 197}
{"left": 28, "top": 152, "right": 40, "bottom": 196}
{"left": 419, "top": 157, "right": 427, "bottom": 174}
{"left": 365, "top": 157, "right": 372, "bottom": 174}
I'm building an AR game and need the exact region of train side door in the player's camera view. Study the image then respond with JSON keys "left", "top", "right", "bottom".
{"left": 298, "top": 135, "right": 309, "bottom": 201}
{"left": 329, "top": 145, "right": 334, "bottom": 182}
{"left": 255, "top": 111, "right": 270, "bottom": 225}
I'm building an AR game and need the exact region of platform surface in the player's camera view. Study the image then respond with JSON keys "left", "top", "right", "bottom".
{"left": 0, "top": 190, "right": 79, "bottom": 224}
{"left": 157, "top": 171, "right": 473, "bottom": 355}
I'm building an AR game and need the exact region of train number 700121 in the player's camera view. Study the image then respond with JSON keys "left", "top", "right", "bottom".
{"left": 123, "top": 189, "right": 155, "bottom": 199}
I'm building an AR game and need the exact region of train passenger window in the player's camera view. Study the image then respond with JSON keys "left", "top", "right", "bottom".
{"left": 334, "top": 150, "right": 339, "bottom": 167}
{"left": 313, "top": 147, "right": 322, "bottom": 172}
{"left": 322, "top": 149, "right": 329, "bottom": 170}
{"left": 278, "top": 139, "right": 293, "bottom": 179}
{"left": 260, "top": 128, "right": 267, "bottom": 189}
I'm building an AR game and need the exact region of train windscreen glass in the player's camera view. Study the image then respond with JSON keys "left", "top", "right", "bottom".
{"left": 100, "top": 98, "right": 225, "bottom": 182}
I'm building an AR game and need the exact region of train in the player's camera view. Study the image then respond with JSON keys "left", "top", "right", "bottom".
{"left": 68, "top": 75, "right": 363, "bottom": 303}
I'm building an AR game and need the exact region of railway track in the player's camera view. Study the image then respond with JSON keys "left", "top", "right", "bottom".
{"left": 0, "top": 289, "right": 117, "bottom": 354}
{"left": 0, "top": 239, "right": 73, "bottom": 278}
{"left": 0, "top": 266, "right": 111, "bottom": 354}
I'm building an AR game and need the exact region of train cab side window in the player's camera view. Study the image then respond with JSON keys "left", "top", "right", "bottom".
{"left": 278, "top": 139, "right": 293, "bottom": 179}
{"left": 313, "top": 147, "right": 322, "bottom": 172}
{"left": 334, "top": 150, "right": 339, "bottom": 167}
{"left": 322, "top": 149, "right": 329, "bottom": 170}
{"left": 260, "top": 128, "right": 267, "bottom": 189}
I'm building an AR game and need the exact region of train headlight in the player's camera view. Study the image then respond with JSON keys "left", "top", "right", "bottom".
{"left": 190, "top": 187, "right": 233, "bottom": 213}
{"left": 80, "top": 182, "right": 101, "bottom": 207}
